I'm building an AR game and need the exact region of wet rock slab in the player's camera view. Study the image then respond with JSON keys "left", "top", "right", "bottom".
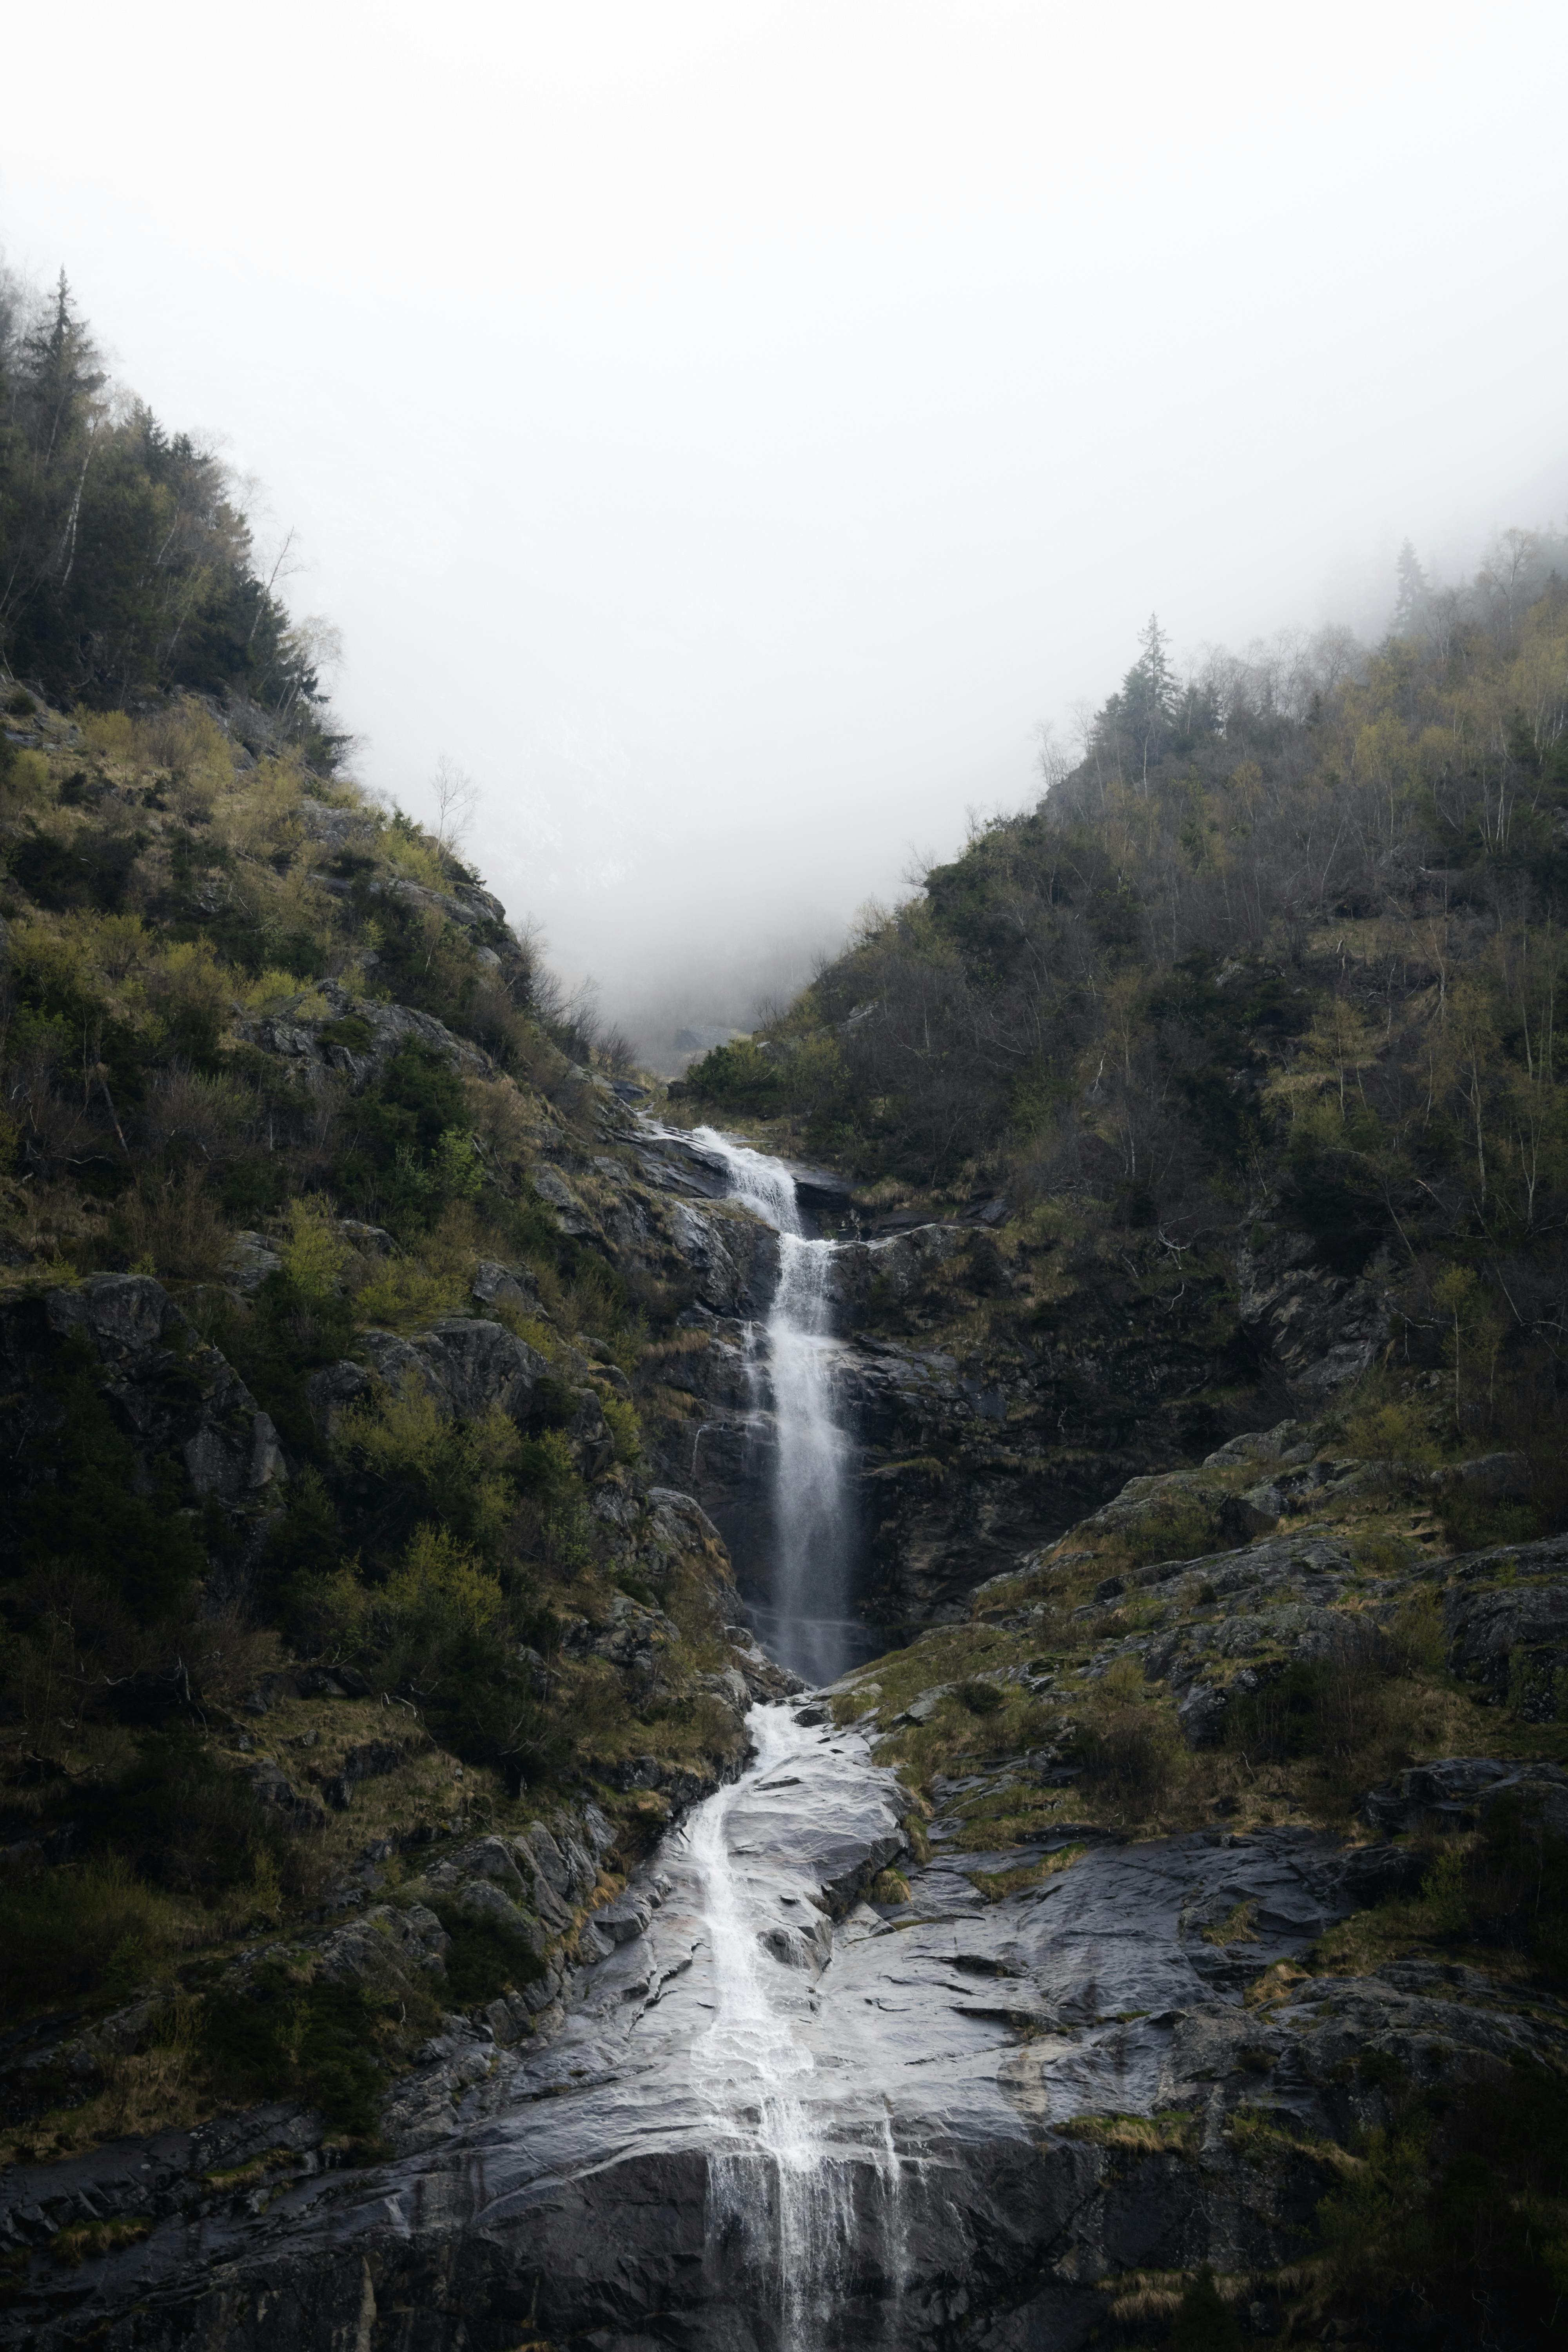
{"left": 0, "top": 1705, "right": 1412, "bottom": 2352}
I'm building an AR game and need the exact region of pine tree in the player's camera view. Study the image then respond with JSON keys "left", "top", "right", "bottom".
{"left": 1116, "top": 612, "right": 1177, "bottom": 790}
{"left": 1393, "top": 538, "right": 1430, "bottom": 633}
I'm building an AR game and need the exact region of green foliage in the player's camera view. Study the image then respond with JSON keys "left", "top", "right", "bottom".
{"left": 686, "top": 1036, "right": 781, "bottom": 1104}
{"left": 3, "top": 1336, "right": 207, "bottom": 1626}
{"left": 1341, "top": 1397, "right": 1439, "bottom": 1475}
{"left": 1077, "top": 1702, "right": 1180, "bottom": 1814}
{"left": 427, "top": 1899, "right": 546, "bottom": 2007}
{"left": 351, "top": 1256, "right": 466, "bottom": 1330}
{"left": 1168, "top": 2266, "right": 1241, "bottom": 2352}
{"left": 384, "top": 1525, "right": 505, "bottom": 1636}
{"left": 200, "top": 1959, "right": 434, "bottom": 2140}
{"left": 336, "top": 1044, "right": 479, "bottom": 1228}
{"left": 600, "top": 1392, "right": 643, "bottom": 1465}
{"left": 954, "top": 1676, "right": 1006, "bottom": 1716}
{"left": 0, "top": 273, "right": 335, "bottom": 743}
{"left": 1225, "top": 1627, "right": 1396, "bottom": 1784}
{"left": 1312, "top": 2072, "right": 1568, "bottom": 2347}
{"left": 280, "top": 1196, "right": 351, "bottom": 1307}
{"left": 0, "top": 1858, "right": 187, "bottom": 2014}
{"left": 335, "top": 1379, "right": 521, "bottom": 1559}
{"left": 737, "top": 558, "right": 1568, "bottom": 1502}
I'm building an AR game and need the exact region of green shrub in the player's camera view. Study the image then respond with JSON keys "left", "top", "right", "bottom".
{"left": 384, "top": 1524, "right": 504, "bottom": 1637}
{"left": 1388, "top": 1587, "right": 1446, "bottom": 1675}
{"left": 1341, "top": 1398, "right": 1439, "bottom": 1478}
{"left": 1169, "top": 2266, "right": 1242, "bottom": 2352}
{"left": 1077, "top": 1708, "right": 1179, "bottom": 1812}
{"left": 201, "top": 1960, "right": 435, "bottom": 2139}
{"left": 600, "top": 1392, "right": 642, "bottom": 1464}
{"left": 352, "top": 1256, "right": 465, "bottom": 1329}
{"left": 955, "top": 1677, "right": 1006, "bottom": 1716}
{"left": 1312, "top": 2072, "right": 1568, "bottom": 2344}
{"left": 280, "top": 1195, "right": 350, "bottom": 1305}
{"left": 427, "top": 1899, "right": 546, "bottom": 2007}
{"left": 0, "top": 1859, "right": 187, "bottom": 2015}
{"left": 1226, "top": 1624, "right": 1393, "bottom": 1771}
{"left": 685, "top": 1037, "right": 781, "bottom": 1104}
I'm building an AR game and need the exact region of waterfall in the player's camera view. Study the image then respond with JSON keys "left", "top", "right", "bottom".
{"left": 688, "top": 1126, "right": 858, "bottom": 1687}
{"left": 684, "top": 1704, "right": 910, "bottom": 2350}
{"left": 647, "top": 1123, "right": 910, "bottom": 2342}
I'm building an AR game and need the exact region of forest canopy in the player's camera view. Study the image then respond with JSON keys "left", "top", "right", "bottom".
{"left": 688, "top": 528, "right": 1568, "bottom": 1460}
{"left": 0, "top": 269, "right": 337, "bottom": 761}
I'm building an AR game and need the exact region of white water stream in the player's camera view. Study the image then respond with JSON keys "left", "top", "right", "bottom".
{"left": 662, "top": 1128, "right": 908, "bottom": 2345}
{"left": 687, "top": 1126, "right": 858, "bottom": 1687}
{"left": 684, "top": 1706, "right": 909, "bottom": 2348}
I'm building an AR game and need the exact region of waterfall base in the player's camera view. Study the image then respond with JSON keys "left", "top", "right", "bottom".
{"left": 9, "top": 1704, "right": 1379, "bottom": 2352}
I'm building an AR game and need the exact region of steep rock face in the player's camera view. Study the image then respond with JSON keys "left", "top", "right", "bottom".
{"left": 658, "top": 1209, "right": 1257, "bottom": 1644}
{"left": 1443, "top": 1534, "right": 1568, "bottom": 1715}
{"left": 232, "top": 975, "right": 496, "bottom": 1091}
{"left": 0, "top": 1273, "right": 285, "bottom": 1568}
{"left": 1237, "top": 1223, "right": 1393, "bottom": 1404}
{"left": 638, "top": 1134, "right": 1401, "bottom": 1647}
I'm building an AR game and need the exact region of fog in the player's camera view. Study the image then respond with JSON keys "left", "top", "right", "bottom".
{"left": 5, "top": 1, "right": 1568, "bottom": 1061}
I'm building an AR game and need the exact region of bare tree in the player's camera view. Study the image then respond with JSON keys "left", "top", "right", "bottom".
{"left": 430, "top": 755, "right": 480, "bottom": 858}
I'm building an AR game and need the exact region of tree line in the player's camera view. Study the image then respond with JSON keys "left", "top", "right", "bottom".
{"left": 688, "top": 531, "right": 1568, "bottom": 1454}
{"left": 0, "top": 268, "right": 337, "bottom": 760}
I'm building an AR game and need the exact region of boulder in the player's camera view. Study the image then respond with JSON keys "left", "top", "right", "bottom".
{"left": 314, "top": 1901, "right": 450, "bottom": 1994}
{"left": 1366, "top": 1756, "right": 1522, "bottom": 1832}
{"left": 224, "top": 1231, "right": 284, "bottom": 1293}
{"left": 471, "top": 1259, "right": 539, "bottom": 1315}
{"left": 1443, "top": 1450, "right": 1532, "bottom": 1501}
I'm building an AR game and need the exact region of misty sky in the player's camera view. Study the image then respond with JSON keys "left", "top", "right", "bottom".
{"left": 6, "top": 2, "right": 1568, "bottom": 1055}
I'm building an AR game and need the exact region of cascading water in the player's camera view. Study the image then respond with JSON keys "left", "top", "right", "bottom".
{"left": 686, "top": 1707, "right": 907, "bottom": 2347}
{"left": 681, "top": 1703, "right": 911, "bottom": 2350}
{"left": 650, "top": 1124, "right": 911, "bottom": 2345}
{"left": 685, "top": 1125, "right": 858, "bottom": 1686}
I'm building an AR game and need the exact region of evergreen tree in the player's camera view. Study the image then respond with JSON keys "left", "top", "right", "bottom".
{"left": 0, "top": 263, "right": 334, "bottom": 751}
{"left": 1090, "top": 612, "right": 1179, "bottom": 789}
{"left": 1393, "top": 537, "right": 1430, "bottom": 632}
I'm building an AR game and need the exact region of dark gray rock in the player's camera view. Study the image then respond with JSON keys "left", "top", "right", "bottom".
{"left": 1238, "top": 1222, "right": 1392, "bottom": 1402}
{"left": 5, "top": 1705, "right": 1564, "bottom": 2352}
{"left": 358, "top": 1318, "right": 550, "bottom": 1421}
{"left": 233, "top": 976, "right": 494, "bottom": 1091}
{"left": 1445, "top": 1545, "right": 1568, "bottom": 1711}
{"left": 1366, "top": 1755, "right": 1527, "bottom": 1831}
{"left": 1443, "top": 1450, "right": 1532, "bottom": 1501}
{"left": 0, "top": 1276, "right": 285, "bottom": 1565}
{"left": 470, "top": 1258, "right": 539, "bottom": 1315}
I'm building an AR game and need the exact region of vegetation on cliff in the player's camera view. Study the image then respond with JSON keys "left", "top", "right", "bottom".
{"left": 684, "top": 550, "right": 1568, "bottom": 2344}
{"left": 0, "top": 278, "right": 770, "bottom": 2165}
{"left": 691, "top": 537, "right": 1568, "bottom": 1498}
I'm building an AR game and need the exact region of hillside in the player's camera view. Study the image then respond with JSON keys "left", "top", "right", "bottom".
{"left": 0, "top": 677, "right": 805, "bottom": 2167}
{"left": 684, "top": 548, "right": 1568, "bottom": 1570}
{"left": 2, "top": 275, "right": 1566, "bottom": 2352}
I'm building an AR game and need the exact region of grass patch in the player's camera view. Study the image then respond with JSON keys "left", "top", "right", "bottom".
{"left": 1057, "top": 2107, "right": 1197, "bottom": 2155}
{"left": 967, "top": 1844, "right": 1085, "bottom": 1901}
{"left": 1202, "top": 1897, "right": 1260, "bottom": 1947}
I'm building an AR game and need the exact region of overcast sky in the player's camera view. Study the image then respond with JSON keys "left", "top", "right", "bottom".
{"left": 6, "top": 1, "right": 1568, "bottom": 1054}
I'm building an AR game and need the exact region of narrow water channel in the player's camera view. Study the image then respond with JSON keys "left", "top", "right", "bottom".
{"left": 662, "top": 1128, "right": 912, "bottom": 2345}
{"left": 686, "top": 1125, "right": 858, "bottom": 1685}
{"left": 684, "top": 1705, "right": 911, "bottom": 2350}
